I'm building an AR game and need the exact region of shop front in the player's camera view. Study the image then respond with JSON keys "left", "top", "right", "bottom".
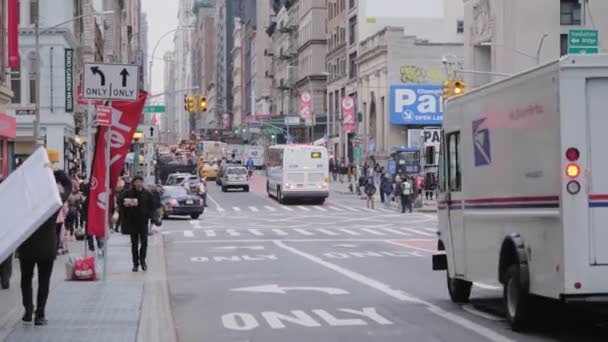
{"left": 0, "top": 113, "right": 17, "bottom": 178}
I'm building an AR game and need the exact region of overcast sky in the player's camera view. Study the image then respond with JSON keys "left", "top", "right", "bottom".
{"left": 143, "top": 0, "right": 179, "bottom": 96}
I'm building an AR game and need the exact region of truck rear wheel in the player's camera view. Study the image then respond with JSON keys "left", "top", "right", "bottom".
{"left": 447, "top": 273, "right": 472, "bottom": 303}
{"left": 504, "top": 265, "right": 532, "bottom": 331}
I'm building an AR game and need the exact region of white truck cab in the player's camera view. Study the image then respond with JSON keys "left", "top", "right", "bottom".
{"left": 433, "top": 54, "right": 608, "bottom": 330}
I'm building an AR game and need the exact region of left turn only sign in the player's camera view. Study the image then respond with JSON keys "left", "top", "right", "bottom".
{"left": 83, "top": 63, "right": 139, "bottom": 101}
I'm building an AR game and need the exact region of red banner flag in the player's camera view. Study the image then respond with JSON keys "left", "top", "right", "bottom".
{"left": 8, "top": 0, "right": 19, "bottom": 68}
{"left": 87, "top": 91, "right": 148, "bottom": 237}
{"left": 341, "top": 96, "right": 356, "bottom": 133}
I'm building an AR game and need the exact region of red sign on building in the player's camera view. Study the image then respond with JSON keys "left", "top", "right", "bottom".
{"left": 96, "top": 105, "right": 112, "bottom": 126}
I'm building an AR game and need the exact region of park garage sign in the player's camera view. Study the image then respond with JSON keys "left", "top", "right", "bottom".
{"left": 390, "top": 84, "right": 443, "bottom": 126}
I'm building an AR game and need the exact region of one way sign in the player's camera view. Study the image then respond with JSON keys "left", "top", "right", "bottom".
{"left": 83, "top": 63, "right": 139, "bottom": 101}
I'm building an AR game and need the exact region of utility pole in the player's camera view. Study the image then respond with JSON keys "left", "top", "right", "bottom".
{"left": 33, "top": 0, "right": 41, "bottom": 146}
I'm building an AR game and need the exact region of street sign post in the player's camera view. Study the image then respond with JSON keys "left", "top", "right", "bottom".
{"left": 143, "top": 105, "right": 166, "bottom": 113}
{"left": 568, "top": 29, "right": 599, "bottom": 55}
{"left": 83, "top": 63, "right": 139, "bottom": 100}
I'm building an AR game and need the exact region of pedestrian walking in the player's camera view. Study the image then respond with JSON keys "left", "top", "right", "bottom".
{"left": 122, "top": 176, "right": 155, "bottom": 272}
{"left": 379, "top": 176, "right": 386, "bottom": 204}
{"left": 382, "top": 178, "right": 394, "bottom": 209}
{"left": 400, "top": 177, "right": 413, "bottom": 213}
{"left": 0, "top": 177, "right": 13, "bottom": 290}
{"left": 364, "top": 176, "right": 377, "bottom": 209}
{"left": 19, "top": 152, "right": 72, "bottom": 325}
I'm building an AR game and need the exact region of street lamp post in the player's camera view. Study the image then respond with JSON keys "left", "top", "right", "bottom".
{"left": 480, "top": 33, "right": 548, "bottom": 65}
{"left": 33, "top": 7, "right": 113, "bottom": 147}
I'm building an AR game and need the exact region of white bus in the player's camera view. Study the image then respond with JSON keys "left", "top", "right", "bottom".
{"left": 265, "top": 145, "right": 329, "bottom": 204}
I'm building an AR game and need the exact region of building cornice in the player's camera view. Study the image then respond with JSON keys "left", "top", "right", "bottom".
{"left": 297, "top": 39, "right": 327, "bottom": 53}
{"left": 19, "top": 28, "right": 79, "bottom": 49}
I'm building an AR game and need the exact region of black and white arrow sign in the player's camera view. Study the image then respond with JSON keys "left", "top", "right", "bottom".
{"left": 83, "top": 63, "right": 139, "bottom": 101}
{"left": 120, "top": 68, "right": 130, "bottom": 87}
{"left": 90, "top": 66, "right": 106, "bottom": 86}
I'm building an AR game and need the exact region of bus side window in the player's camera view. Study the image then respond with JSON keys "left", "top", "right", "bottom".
{"left": 446, "top": 132, "right": 462, "bottom": 192}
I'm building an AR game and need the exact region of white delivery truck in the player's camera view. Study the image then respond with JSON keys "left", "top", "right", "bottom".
{"left": 242, "top": 145, "right": 265, "bottom": 169}
{"left": 432, "top": 54, "right": 608, "bottom": 330}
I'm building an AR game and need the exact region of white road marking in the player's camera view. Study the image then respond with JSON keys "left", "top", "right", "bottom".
{"left": 385, "top": 240, "right": 435, "bottom": 254}
{"left": 462, "top": 305, "right": 504, "bottom": 321}
{"left": 249, "top": 206, "right": 259, "bottom": 212}
{"left": 204, "top": 229, "right": 217, "bottom": 237}
{"left": 380, "top": 228, "right": 412, "bottom": 236}
{"left": 206, "top": 194, "right": 225, "bottom": 212}
{"left": 328, "top": 207, "right": 344, "bottom": 212}
{"left": 174, "top": 238, "right": 436, "bottom": 244}
{"left": 378, "top": 209, "right": 394, "bottom": 213}
{"left": 248, "top": 229, "right": 264, "bottom": 236}
{"left": 335, "top": 204, "right": 358, "bottom": 212}
{"left": 474, "top": 282, "right": 502, "bottom": 291}
{"left": 280, "top": 206, "right": 294, "bottom": 212}
{"left": 360, "top": 228, "right": 386, "bottom": 236}
{"left": 226, "top": 229, "right": 241, "bottom": 236}
{"left": 313, "top": 206, "right": 328, "bottom": 212}
{"left": 361, "top": 208, "right": 376, "bottom": 212}
{"left": 211, "top": 246, "right": 265, "bottom": 251}
{"left": 338, "top": 228, "right": 361, "bottom": 236}
{"left": 272, "top": 229, "right": 288, "bottom": 236}
{"left": 183, "top": 230, "right": 194, "bottom": 238}
{"left": 231, "top": 284, "right": 349, "bottom": 295}
{"left": 189, "top": 220, "right": 200, "bottom": 226}
{"left": 274, "top": 241, "right": 514, "bottom": 342}
{"left": 424, "top": 228, "right": 438, "bottom": 233}
{"left": 317, "top": 228, "right": 339, "bottom": 236}
{"left": 294, "top": 229, "right": 315, "bottom": 236}
{"left": 233, "top": 207, "right": 242, "bottom": 212}
{"left": 402, "top": 228, "right": 436, "bottom": 237}
{"left": 297, "top": 206, "right": 311, "bottom": 212}
{"left": 264, "top": 206, "right": 277, "bottom": 212}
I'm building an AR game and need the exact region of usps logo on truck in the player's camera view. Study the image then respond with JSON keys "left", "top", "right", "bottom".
{"left": 390, "top": 84, "right": 443, "bottom": 125}
{"left": 472, "top": 118, "right": 491, "bottom": 166}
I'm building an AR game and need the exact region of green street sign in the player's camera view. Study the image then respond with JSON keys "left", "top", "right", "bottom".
{"left": 144, "top": 105, "right": 166, "bottom": 113}
{"left": 568, "top": 30, "right": 599, "bottom": 54}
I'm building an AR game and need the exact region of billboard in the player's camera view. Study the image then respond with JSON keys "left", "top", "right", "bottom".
{"left": 390, "top": 84, "right": 443, "bottom": 126}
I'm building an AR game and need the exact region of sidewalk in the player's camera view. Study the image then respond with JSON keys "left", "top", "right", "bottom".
{"left": 0, "top": 232, "right": 176, "bottom": 342}
{"left": 328, "top": 181, "right": 438, "bottom": 213}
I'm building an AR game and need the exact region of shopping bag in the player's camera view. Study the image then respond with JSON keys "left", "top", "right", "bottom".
{"left": 72, "top": 255, "right": 97, "bottom": 281}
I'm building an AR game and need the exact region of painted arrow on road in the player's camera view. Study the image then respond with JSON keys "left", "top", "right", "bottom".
{"left": 231, "top": 284, "right": 349, "bottom": 295}
{"left": 211, "top": 246, "right": 265, "bottom": 251}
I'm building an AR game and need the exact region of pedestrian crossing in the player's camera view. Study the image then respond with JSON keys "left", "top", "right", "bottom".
{"left": 204, "top": 204, "right": 415, "bottom": 215}
{"left": 171, "top": 225, "right": 438, "bottom": 239}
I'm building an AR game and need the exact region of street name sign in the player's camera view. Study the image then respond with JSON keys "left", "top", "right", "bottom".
{"left": 568, "top": 29, "right": 599, "bottom": 54}
{"left": 83, "top": 63, "right": 139, "bottom": 100}
{"left": 144, "top": 105, "right": 166, "bottom": 113}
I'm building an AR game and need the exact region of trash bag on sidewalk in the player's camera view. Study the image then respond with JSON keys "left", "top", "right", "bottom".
{"left": 65, "top": 254, "right": 97, "bottom": 281}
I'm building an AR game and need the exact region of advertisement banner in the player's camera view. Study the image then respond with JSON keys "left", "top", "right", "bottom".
{"left": 7, "top": 0, "right": 19, "bottom": 68}
{"left": 64, "top": 49, "right": 74, "bottom": 112}
{"left": 341, "top": 96, "right": 356, "bottom": 133}
{"left": 299, "top": 91, "right": 312, "bottom": 120}
{"left": 390, "top": 84, "right": 443, "bottom": 125}
{"left": 87, "top": 91, "right": 147, "bottom": 237}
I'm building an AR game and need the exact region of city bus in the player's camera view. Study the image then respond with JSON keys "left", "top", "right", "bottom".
{"left": 265, "top": 145, "right": 329, "bottom": 204}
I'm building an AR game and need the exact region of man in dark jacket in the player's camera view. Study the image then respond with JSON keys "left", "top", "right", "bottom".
{"left": 122, "top": 176, "right": 154, "bottom": 272}
{"left": 19, "top": 163, "right": 72, "bottom": 325}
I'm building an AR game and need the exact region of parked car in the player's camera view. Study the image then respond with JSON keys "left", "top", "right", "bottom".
{"left": 221, "top": 166, "right": 249, "bottom": 192}
{"left": 216, "top": 162, "right": 239, "bottom": 186}
{"left": 161, "top": 186, "right": 205, "bottom": 219}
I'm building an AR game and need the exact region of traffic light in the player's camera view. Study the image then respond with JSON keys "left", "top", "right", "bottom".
{"left": 183, "top": 95, "right": 188, "bottom": 111}
{"left": 442, "top": 81, "right": 453, "bottom": 99}
{"left": 186, "top": 96, "right": 196, "bottom": 113}
{"left": 199, "top": 96, "right": 207, "bottom": 112}
{"left": 453, "top": 81, "right": 465, "bottom": 96}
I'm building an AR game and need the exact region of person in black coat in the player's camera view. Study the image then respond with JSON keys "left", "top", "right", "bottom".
{"left": 122, "top": 176, "right": 154, "bottom": 272}
{"left": 19, "top": 164, "right": 72, "bottom": 325}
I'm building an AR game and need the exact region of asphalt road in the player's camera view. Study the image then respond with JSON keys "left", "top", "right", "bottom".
{"left": 161, "top": 174, "right": 608, "bottom": 342}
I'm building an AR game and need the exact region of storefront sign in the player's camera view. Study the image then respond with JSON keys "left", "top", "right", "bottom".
{"left": 64, "top": 49, "right": 74, "bottom": 112}
{"left": 15, "top": 109, "right": 36, "bottom": 116}
{"left": 390, "top": 84, "right": 443, "bottom": 125}
{"left": 341, "top": 96, "right": 356, "bottom": 133}
{"left": 0, "top": 113, "right": 16, "bottom": 138}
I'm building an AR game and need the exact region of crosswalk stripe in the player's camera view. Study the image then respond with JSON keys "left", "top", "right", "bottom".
{"left": 226, "top": 229, "right": 241, "bottom": 236}
{"left": 313, "top": 206, "right": 328, "bottom": 212}
{"left": 317, "top": 228, "right": 339, "bottom": 236}
{"left": 294, "top": 228, "right": 314, "bottom": 235}
{"left": 272, "top": 229, "right": 288, "bottom": 236}
{"left": 184, "top": 230, "right": 194, "bottom": 238}
{"left": 361, "top": 208, "right": 376, "bottom": 212}
{"left": 381, "top": 228, "right": 412, "bottom": 236}
{"left": 424, "top": 228, "right": 438, "bottom": 233}
{"left": 360, "top": 228, "right": 386, "bottom": 235}
{"left": 338, "top": 228, "right": 361, "bottom": 236}
{"left": 248, "top": 229, "right": 264, "bottom": 236}
{"left": 189, "top": 220, "right": 200, "bottom": 226}
{"left": 402, "top": 228, "right": 436, "bottom": 237}
{"left": 297, "top": 206, "right": 311, "bottom": 212}
{"left": 216, "top": 207, "right": 226, "bottom": 212}
{"left": 328, "top": 206, "right": 344, "bottom": 212}
{"left": 264, "top": 206, "right": 277, "bottom": 212}
{"left": 203, "top": 230, "right": 216, "bottom": 237}
{"left": 248, "top": 206, "right": 259, "bottom": 212}
{"left": 281, "top": 205, "right": 294, "bottom": 212}
{"left": 339, "top": 205, "right": 358, "bottom": 212}
{"left": 233, "top": 207, "right": 241, "bottom": 212}
{"left": 378, "top": 208, "right": 394, "bottom": 213}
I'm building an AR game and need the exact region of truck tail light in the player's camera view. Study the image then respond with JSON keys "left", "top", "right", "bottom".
{"left": 566, "top": 164, "right": 580, "bottom": 178}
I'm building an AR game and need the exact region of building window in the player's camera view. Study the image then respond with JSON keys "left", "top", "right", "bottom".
{"left": 561, "top": 0, "right": 581, "bottom": 25}
{"left": 349, "top": 52, "right": 357, "bottom": 79}
{"left": 340, "top": 27, "right": 346, "bottom": 44}
{"left": 11, "top": 68, "right": 21, "bottom": 103}
{"left": 560, "top": 34, "right": 569, "bottom": 56}
{"left": 30, "top": 0, "right": 39, "bottom": 25}
{"left": 349, "top": 0, "right": 356, "bottom": 9}
{"left": 349, "top": 16, "right": 357, "bottom": 45}
{"left": 457, "top": 20, "right": 464, "bottom": 33}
